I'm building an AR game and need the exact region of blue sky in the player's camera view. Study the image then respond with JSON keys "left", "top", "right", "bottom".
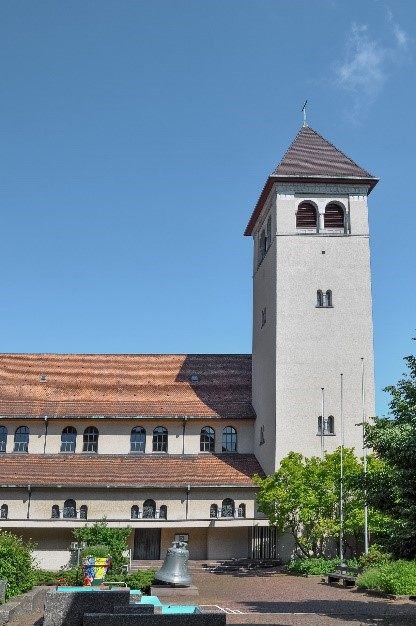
{"left": 0, "top": 0, "right": 414, "bottom": 417}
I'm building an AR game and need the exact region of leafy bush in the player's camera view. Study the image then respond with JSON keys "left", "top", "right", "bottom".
{"left": 285, "top": 557, "right": 358, "bottom": 576}
{"left": 32, "top": 567, "right": 80, "bottom": 586}
{"left": 0, "top": 531, "right": 36, "bottom": 601}
{"left": 73, "top": 519, "right": 131, "bottom": 575}
{"left": 80, "top": 544, "right": 110, "bottom": 558}
{"left": 125, "top": 570, "right": 156, "bottom": 593}
{"left": 357, "top": 560, "right": 416, "bottom": 595}
{"left": 358, "top": 544, "right": 392, "bottom": 569}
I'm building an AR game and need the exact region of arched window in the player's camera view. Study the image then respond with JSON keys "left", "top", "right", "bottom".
{"left": 221, "top": 498, "right": 235, "bottom": 518}
{"left": 296, "top": 202, "right": 317, "bottom": 229}
{"left": 0, "top": 426, "right": 7, "bottom": 452}
{"left": 222, "top": 426, "right": 237, "bottom": 452}
{"left": 324, "top": 203, "right": 344, "bottom": 229}
{"left": 326, "top": 290, "right": 332, "bottom": 307}
{"left": 238, "top": 503, "right": 246, "bottom": 518}
{"left": 80, "top": 505, "right": 88, "bottom": 520}
{"left": 60, "top": 426, "right": 77, "bottom": 453}
{"left": 51, "top": 505, "right": 60, "bottom": 519}
{"left": 152, "top": 427, "right": 168, "bottom": 453}
{"left": 63, "top": 499, "right": 76, "bottom": 518}
{"left": 210, "top": 504, "right": 218, "bottom": 518}
{"left": 0, "top": 504, "right": 8, "bottom": 519}
{"left": 159, "top": 505, "right": 167, "bottom": 520}
{"left": 131, "top": 505, "right": 139, "bottom": 519}
{"left": 13, "top": 426, "right": 29, "bottom": 453}
{"left": 130, "top": 427, "right": 146, "bottom": 453}
{"left": 318, "top": 415, "right": 323, "bottom": 434}
{"left": 316, "top": 290, "right": 323, "bottom": 307}
{"left": 143, "top": 499, "right": 156, "bottom": 519}
{"left": 200, "top": 426, "right": 215, "bottom": 452}
{"left": 326, "top": 415, "right": 335, "bottom": 434}
{"left": 83, "top": 427, "right": 99, "bottom": 453}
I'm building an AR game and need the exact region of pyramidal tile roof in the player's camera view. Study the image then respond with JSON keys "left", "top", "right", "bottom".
{"left": 273, "top": 126, "right": 374, "bottom": 178}
{"left": 244, "top": 125, "right": 378, "bottom": 236}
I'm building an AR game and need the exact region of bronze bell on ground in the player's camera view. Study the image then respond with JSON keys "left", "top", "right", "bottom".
{"left": 155, "top": 541, "right": 192, "bottom": 587}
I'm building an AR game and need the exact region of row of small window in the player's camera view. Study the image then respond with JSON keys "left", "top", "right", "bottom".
{"left": 0, "top": 425, "right": 238, "bottom": 454}
{"left": 296, "top": 202, "right": 345, "bottom": 230}
{"left": 0, "top": 499, "right": 247, "bottom": 520}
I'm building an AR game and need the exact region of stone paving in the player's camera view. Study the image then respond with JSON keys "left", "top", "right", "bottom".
{"left": 6, "top": 568, "right": 416, "bottom": 625}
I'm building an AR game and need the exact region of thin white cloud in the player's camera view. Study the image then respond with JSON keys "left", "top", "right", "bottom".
{"left": 336, "top": 23, "right": 386, "bottom": 96}
{"left": 387, "top": 9, "right": 409, "bottom": 50}
{"left": 333, "top": 10, "right": 411, "bottom": 122}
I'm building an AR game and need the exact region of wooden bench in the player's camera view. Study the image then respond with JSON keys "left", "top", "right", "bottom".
{"left": 326, "top": 565, "right": 361, "bottom": 588}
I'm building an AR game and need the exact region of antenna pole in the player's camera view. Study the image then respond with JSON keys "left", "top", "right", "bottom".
{"left": 321, "top": 387, "right": 325, "bottom": 458}
{"left": 340, "top": 373, "right": 344, "bottom": 563}
{"left": 361, "top": 358, "right": 369, "bottom": 555}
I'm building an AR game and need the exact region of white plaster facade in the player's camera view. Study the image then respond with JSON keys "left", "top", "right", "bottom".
{"left": 251, "top": 182, "right": 375, "bottom": 474}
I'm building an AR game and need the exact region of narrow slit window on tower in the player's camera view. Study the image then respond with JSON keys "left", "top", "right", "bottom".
{"left": 316, "top": 290, "right": 323, "bottom": 307}
{"left": 296, "top": 202, "right": 317, "bottom": 229}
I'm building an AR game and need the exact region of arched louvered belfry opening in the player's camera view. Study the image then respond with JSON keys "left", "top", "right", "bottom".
{"left": 159, "top": 505, "right": 167, "bottom": 520}
{"left": 296, "top": 202, "right": 317, "bottom": 229}
{"left": 131, "top": 505, "right": 139, "bottom": 519}
{"left": 210, "top": 504, "right": 218, "bottom": 518}
{"left": 80, "top": 505, "right": 88, "bottom": 520}
{"left": 51, "top": 505, "right": 60, "bottom": 519}
{"left": 1, "top": 504, "right": 8, "bottom": 519}
{"left": 324, "top": 203, "right": 345, "bottom": 229}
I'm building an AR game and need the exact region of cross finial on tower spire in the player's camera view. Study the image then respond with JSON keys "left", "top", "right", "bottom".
{"left": 301, "top": 100, "right": 308, "bottom": 127}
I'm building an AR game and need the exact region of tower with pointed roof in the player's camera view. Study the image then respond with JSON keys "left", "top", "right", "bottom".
{"left": 245, "top": 125, "right": 378, "bottom": 474}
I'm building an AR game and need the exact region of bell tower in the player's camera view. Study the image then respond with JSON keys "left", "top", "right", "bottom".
{"left": 245, "top": 125, "right": 378, "bottom": 475}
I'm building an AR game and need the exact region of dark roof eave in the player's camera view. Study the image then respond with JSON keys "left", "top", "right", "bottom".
{"left": 244, "top": 174, "right": 379, "bottom": 236}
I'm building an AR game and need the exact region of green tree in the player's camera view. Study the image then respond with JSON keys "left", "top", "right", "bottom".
{"left": 0, "top": 531, "right": 36, "bottom": 600}
{"left": 72, "top": 518, "right": 131, "bottom": 574}
{"left": 254, "top": 448, "right": 390, "bottom": 559}
{"left": 365, "top": 350, "right": 416, "bottom": 558}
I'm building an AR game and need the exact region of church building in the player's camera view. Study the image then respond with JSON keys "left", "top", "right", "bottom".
{"left": 0, "top": 124, "right": 378, "bottom": 569}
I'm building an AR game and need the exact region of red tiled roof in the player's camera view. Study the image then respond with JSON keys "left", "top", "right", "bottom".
{"left": 0, "top": 354, "right": 254, "bottom": 419}
{"left": 273, "top": 126, "right": 375, "bottom": 178}
{"left": 0, "top": 454, "right": 264, "bottom": 487}
{"left": 245, "top": 126, "right": 379, "bottom": 236}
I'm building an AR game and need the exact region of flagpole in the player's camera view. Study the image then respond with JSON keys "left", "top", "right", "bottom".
{"left": 321, "top": 387, "right": 325, "bottom": 459}
{"left": 340, "top": 373, "right": 344, "bottom": 563}
{"left": 361, "top": 358, "right": 369, "bottom": 555}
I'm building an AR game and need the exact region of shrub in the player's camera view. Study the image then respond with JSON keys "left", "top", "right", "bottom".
{"left": 72, "top": 519, "right": 131, "bottom": 575}
{"left": 0, "top": 530, "right": 36, "bottom": 601}
{"left": 357, "top": 560, "right": 416, "bottom": 595}
{"left": 125, "top": 570, "right": 156, "bottom": 593}
{"left": 358, "top": 544, "right": 392, "bottom": 569}
{"left": 286, "top": 557, "right": 342, "bottom": 576}
{"left": 80, "top": 545, "right": 110, "bottom": 558}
